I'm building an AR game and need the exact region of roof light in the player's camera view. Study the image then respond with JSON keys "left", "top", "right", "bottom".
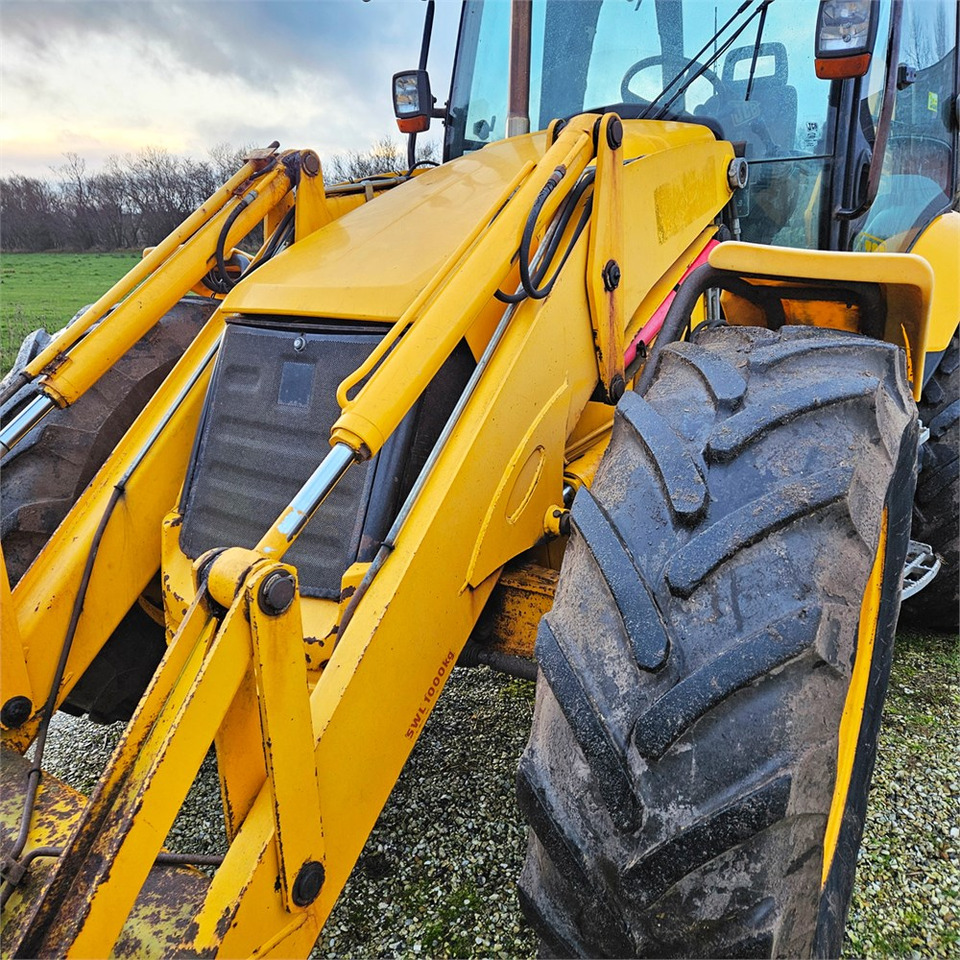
{"left": 393, "top": 71, "right": 433, "bottom": 134}
{"left": 815, "top": 0, "right": 880, "bottom": 79}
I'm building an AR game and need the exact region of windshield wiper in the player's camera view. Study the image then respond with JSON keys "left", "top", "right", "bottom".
{"left": 643, "top": 0, "right": 775, "bottom": 122}
{"left": 744, "top": 0, "right": 771, "bottom": 101}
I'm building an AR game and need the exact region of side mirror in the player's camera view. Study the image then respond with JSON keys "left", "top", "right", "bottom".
{"left": 393, "top": 70, "right": 434, "bottom": 133}
{"left": 815, "top": 0, "right": 880, "bottom": 79}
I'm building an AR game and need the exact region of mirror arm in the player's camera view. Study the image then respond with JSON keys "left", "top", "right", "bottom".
{"left": 835, "top": 0, "right": 903, "bottom": 221}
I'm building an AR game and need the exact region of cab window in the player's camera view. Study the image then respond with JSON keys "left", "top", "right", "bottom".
{"left": 854, "top": 0, "right": 958, "bottom": 252}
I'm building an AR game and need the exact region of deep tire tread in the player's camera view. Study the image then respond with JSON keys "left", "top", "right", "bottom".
{"left": 901, "top": 331, "right": 959, "bottom": 631}
{"left": 632, "top": 604, "right": 822, "bottom": 760}
{"left": 536, "top": 619, "right": 638, "bottom": 829}
{"left": 621, "top": 774, "right": 793, "bottom": 909}
{"left": 519, "top": 325, "right": 918, "bottom": 958}
{"left": 706, "top": 377, "right": 880, "bottom": 461}
{"left": 617, "top": 392, "right": 707, "bottom": 521}
{"left": 749, "top": 331, "right": 872, "bottom": 370}
{"left": 658, "top": 341, "right": 747, "bottom": 408}
{"left": 665, "top": 468, "right": 853, "bottom": 598}
{"left": 570, "top": 487, "right": 670, "bottom": 669}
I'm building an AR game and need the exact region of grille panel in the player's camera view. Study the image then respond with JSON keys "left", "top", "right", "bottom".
{"left": 180, "top": 324, "right": 385, "bottom": 599}
{"left": 179, "top": 319, "right": 475, "bottom": 600}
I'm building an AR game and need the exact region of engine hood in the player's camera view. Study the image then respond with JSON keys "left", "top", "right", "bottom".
{"left": 222, "top": 120, "right": 720, "bottom": 323}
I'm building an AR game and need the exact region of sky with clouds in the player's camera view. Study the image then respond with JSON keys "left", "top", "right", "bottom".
{"left": 0, "top": 0, "right": 462, "bottom": 178}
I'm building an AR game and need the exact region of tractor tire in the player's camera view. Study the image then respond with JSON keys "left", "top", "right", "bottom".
{"left": 900, "top": 332, "right": 959, "bottom": 632}
{"left": 518, "top": 325, "right": 917, "bottom": 959}
{"left": 1, "top": 297, "right": 214, "bottom": 721}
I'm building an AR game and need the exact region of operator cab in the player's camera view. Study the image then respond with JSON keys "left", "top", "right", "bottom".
{"left": 856, "top": 33, "right": 958, "bottom": 253}
{"left": 444, "top": 0, "right": 825, "bottom": 246}
{"left": 439, "top": 0, "right": 958, "bottom": 253}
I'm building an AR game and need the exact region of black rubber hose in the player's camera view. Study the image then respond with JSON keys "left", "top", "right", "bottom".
{"left": 496, "top": 167, "right": 596, "bottom": 304}
{"left": 407, "top": 134, "right": 418, "bottom": 176}
{"left": 635, "top": 263, "right": 728, "bottom": 396}
{"left": 0, "top": 483, "right": 124, "bottom": 909}
{"left": 212, "top": 194, "right": 256, "bottom": 292}
{"left": 517, "top": 167, "right": 568, "bottom": 299}
{"left": 458, "top": 642, "right": 538, "bottom": 682}
{"left": 240, "top": 206, "right": 296, "bottom": 280}
{"left": 522, "top": 168, "right": 596, "bottom": 297}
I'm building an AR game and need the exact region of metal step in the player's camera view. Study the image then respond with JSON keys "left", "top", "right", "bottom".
{"left": 0, "top": 746, "right": 210, "bottom": 958}
{"left": 901, "top": 540, "right": 941, "bottom": 600}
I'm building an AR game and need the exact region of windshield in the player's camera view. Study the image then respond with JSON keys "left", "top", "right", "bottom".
{"left": 448, "top": 0, "right": 831, "bottom": 159}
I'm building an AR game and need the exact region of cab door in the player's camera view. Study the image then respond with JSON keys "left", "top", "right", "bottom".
{"left": 852, "top": 0, "right": 958, "bottom": 256}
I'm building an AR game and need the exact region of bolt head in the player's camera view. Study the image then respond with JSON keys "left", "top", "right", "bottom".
{"left": 259, "top": 571, "right": 296, "bottom": 616}
{"left": 602, "top": 259, "right": 621, "bottom": 292}
{"left": 727, "top": 157, "right": 749, "bottom": 190}
{"left": 1, "top": 696, "right": 32, "bottom": 729}
{"left": 606, "top": 116, "right": 623, "bottom": 150}
{"left": 292, "top": 860, "right": 325, "bottom": 906}
{"left": 301, "top": 151, "right": 321, "bottom": 177}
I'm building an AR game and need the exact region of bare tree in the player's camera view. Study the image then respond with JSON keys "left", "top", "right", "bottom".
{"left": 208, "top": 143, "right": 251, "bottom": 185}
{"left": 901, "top": 0, "right": 953, "bottom": 67}
{"left": 55, "top": 153, "right": 100, "bottom": 249}
{"left": 327, "top": 136, "right": 439, "bottom": 183}
{"left": 0, "top": 135, "right": 445, "bottom": 252}
{"left": 87, "top": 159, "right": 127, "bottom": 249}
{"left": 0, "top": 175, "right": 64, "bottom": 250}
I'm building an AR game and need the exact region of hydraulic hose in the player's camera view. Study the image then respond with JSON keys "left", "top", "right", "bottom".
{"left": 209, "top": 193, "right": 258, "bottom": 293}
{"left": 0, "top": 484, "right": 123, "bottom": 910}
{"left": 496, "top": 166, "right": 596, "bottom": 304}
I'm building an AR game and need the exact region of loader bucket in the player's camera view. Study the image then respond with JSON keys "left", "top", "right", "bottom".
{"left": 0, "top": 746, "right": 210, "bottom": 958}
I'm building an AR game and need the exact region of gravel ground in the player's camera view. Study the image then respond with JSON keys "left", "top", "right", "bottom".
{"left": 32, "top": 628, "right": 959, "bottom": 958}
{"left": 844, "top": 629, "right": 959, "bottom": 959}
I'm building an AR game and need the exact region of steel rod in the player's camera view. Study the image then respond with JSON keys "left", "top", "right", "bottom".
{"left": 0, "top": 394, "right": 56, "bottom": 457}
{"left": 257, "top": 443, "right": 357, "bottom": 558}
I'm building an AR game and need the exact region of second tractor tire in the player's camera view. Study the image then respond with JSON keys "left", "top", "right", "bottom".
{"left": 900, "top": 331, "right": 959, "bottom": 633}
{"left": 518, "top": 325, "right": 917, "bottom": 958}
{"left": 1, "top": 297, "right": 215, "bottom": 721}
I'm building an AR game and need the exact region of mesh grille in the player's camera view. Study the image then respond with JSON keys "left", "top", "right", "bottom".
{"left": 179, "top": 323, "right": 385, "bottom": 599}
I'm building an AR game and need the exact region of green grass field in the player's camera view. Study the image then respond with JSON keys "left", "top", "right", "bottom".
{"left": 1, "top": 252, "right": 140, "bottom": 376}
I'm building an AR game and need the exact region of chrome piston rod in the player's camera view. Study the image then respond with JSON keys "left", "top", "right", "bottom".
{"left": 256, "top": 442, "right": 357, "bottom": 559}
{"left": 0, "top": 394, "right": 56, "bottom": 457}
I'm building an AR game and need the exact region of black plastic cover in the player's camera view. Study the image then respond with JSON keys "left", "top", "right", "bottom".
{"left": 179, "top": 320, "right": 473, "bottom": 599}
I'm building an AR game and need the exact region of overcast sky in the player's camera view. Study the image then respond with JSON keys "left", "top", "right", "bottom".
{"left": 0, "top": 0, "right": 462, "bottom": 178}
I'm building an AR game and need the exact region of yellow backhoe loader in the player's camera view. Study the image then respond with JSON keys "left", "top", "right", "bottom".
{"left": 1, "top": 0, "right": 957, "bottom": 956}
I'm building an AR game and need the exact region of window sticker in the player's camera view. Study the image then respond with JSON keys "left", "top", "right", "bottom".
{"left": 800, "top": 119, "right": 821, "bottom": 153}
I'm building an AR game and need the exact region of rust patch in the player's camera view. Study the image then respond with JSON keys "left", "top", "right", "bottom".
{"left": 40, "top": 353, "right": 69, "bottom": 377}
{"left": 222, "top": 792, "right": 236, "bottom": 835}
{"left": 181, "top": 919, "right": 200, "bottom": 944}
{"left": 212, "top": 883, "right": 246, "bottom": 941}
